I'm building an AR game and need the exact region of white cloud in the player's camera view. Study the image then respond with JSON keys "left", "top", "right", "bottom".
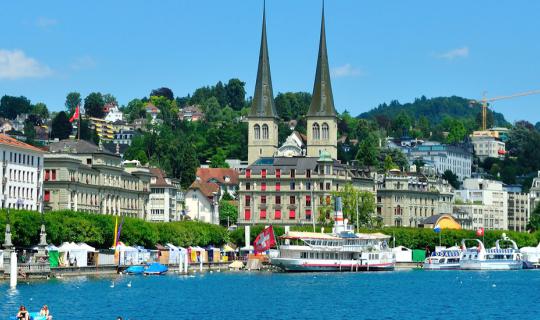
{"left": 35, "top": 17, "right": 58, "bottom": 28}
{"left": 437, "top": 46, "right": 469, "bottom": 60}
{"left": 0, "top": 49, "right": 52, "bottom": 79}
{"left": 331, "top": 64, "right": 363, "bottom": 78}
{"left": 70, "top": 56, "right": 97, "bottom": 70}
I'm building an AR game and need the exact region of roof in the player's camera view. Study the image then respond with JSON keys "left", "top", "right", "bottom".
{"left": 248, "top": 5, "right": 279, "bottom": 119}
{"left": 0, "top": 134, "right": 44, "bottom": 153}
{"left": 149, "top": 167, "right": 174, "bottom": 187}
{"left": 189, "top": 180, "right": 220, "bottom": 198}
{"left": 280, "top": 231, "right": 341, "bottom": 240}
{"left": 420, "top": 214, "right": 448, "bottom": 225}
{"left": 307, "top": 6, "right": 337, "bottom": 118}
{"left": 48, "top": 139, "right": 114, "bottom": 155}
{"left": 247, "top": 156, "right": 346, "bottom": 174}
{"left": 195, "top": 168, "right": 239, "bottom": 185}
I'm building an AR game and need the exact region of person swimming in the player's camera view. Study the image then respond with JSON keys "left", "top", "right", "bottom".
{"left": 16, "top": 305, "right": 29, "bottom": 320}
{"left": 40, "top": 305, "right": 53, "bottom": 320}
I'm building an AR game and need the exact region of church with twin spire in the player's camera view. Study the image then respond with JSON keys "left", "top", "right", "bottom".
{"left": 238, "top": 5, "right": 357, "bottom": 227}
{"left": 247, "top": 4, "right": 337, "bottom": 165}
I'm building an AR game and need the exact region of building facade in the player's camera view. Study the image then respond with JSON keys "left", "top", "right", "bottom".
{"left": 453, "top": 178, "right": 508, "bottom": 230}
{"left": 43, "top": 140, "right": 151, "bottom": 218}
{"left": 147, "top": 168, "right": 182, "bottom": 222}
{"left": 88, "top": 117, "right": 114, "bottom": 141}
{"left": 470, "top": 134, "right": 505, "bottom": 160}
{"left": 407, "top": 143, "right": 472, "bottom": 181}
{"left": 375, "top": 171, "right": 454, "bottom": 227}
{"left": 507, "top": 192, "right": 529, "bottom": 232}
{"left": 0, "top": 134, "right": 44, "bottom": 211}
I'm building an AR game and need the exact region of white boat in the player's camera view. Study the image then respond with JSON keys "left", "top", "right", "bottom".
{"left": 459, "top": 234, "right": 523, "bottom": 270}
{"left": 520, "top": 242, "right": 540, "bottom": 268}
{"left": 423, "top": 247, "right": 462, "bottom": 270}
{"left": 270, "top": 197, "right": 395, "bottom": 272}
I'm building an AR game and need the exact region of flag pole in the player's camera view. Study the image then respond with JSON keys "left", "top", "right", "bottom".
{"left": 77, "top": 105, "right": 81, "bottom": 140}
{"left": 272, "top": 226, "right": 279, "bottom": 250}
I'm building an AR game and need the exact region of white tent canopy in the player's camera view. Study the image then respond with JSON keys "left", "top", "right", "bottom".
{"left": 521, "top": 242, "right": 540, "bottom": 263}
{"left": 392, "top": 246, "right": 412, "bottom": 263}
{"left": 58, "top": 242, "right": 89, "bottom": 267}
{"left": 115, "top": 242, "right": 139, "bottom": 266}
{"left": 166, "top": 243, "right": 187, "bottom": 264}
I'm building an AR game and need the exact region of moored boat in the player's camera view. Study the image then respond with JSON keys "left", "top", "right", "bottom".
{"left": 143, "top": 262, "right": 168, "bottom": 275}
{"left": 460, "top": 234, "right": 522, "bottom": 270}
{"left": 423, "top": 247, "right": 462, "bottom": 270}
{"left": 270, "top": 197, "right": 395, "bottom": 272}
{"left": 125, "top": 265, "right": 145, "bottom": 275}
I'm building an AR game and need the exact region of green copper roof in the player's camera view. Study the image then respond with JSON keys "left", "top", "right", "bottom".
{"left": 318, "top": 150, "right": 333, "bottom": 162}
{"left": 307, "top": 4, "right": 337, "bottom": 118}
{"left": 249, "top": 4, "right": 279, "bottom": 119}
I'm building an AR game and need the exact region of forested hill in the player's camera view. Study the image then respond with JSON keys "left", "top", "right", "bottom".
{"left": 358, "top": 96, "right": 509, "bottom": 128}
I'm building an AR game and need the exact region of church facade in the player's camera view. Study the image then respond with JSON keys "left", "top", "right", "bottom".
{"left": 238, "top": 6, "right": 369, "bottom": 227}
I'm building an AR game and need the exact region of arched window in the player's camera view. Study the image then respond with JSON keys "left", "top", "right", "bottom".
{"left": 262, "top": 124, "right": 269, "bottom": 139}
{"left": 312, "top": 123, "right": 320, "bottom": 140}
{"left": 322, "top": 123, "right": 329, "bottom": 140}
{"left": 254, "top": 124, "right": 261, "bottom": 140}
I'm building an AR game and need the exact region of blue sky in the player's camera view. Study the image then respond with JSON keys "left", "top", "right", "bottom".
{"left": 1, "top": 0, "right": 540, "bottom": 122}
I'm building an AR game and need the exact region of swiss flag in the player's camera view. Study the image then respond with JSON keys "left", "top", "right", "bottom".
{"left": 476, "top": 227, "right": 484, "bottom": 237}
{"left": 69, "top": 105, "right": 80, "bottom": 123}
{"left": 254, "top": 226, "right": 276, "bottom": 253}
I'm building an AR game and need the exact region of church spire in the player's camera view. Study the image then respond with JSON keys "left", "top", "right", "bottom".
{"left": 307, "top": 2, "right": 337, "bottom": 117}
{"left": 249, "top": 1, "right": 278, "bottom": 119}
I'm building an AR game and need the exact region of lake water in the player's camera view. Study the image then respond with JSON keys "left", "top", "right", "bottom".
{"left": 1, "top": 270, "right": 539, "bottom": 319}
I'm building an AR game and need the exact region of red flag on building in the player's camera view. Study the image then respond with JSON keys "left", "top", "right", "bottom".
{"left": 254, "top": 226, "right": 276, "bottom": 253}
{"left": 69, "top": 105, "right": 80, "bottom": 123}
{"left": 476, "top": 227, "right": 484, "bottom": 237}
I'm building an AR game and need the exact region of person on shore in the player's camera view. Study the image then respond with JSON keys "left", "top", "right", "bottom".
{"left": 16, "top": 305, "right": 29, "bottom": 320}
{"left": 40, "top": 305, "right": 53, "bottom": 320}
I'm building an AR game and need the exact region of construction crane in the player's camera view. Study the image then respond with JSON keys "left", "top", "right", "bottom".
{"left": 470, "top": 89, "right": 540, "bottom": 130}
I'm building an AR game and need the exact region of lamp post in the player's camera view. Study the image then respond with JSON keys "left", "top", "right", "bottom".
{"left": 3, "top": 195, "right": 12, "bottom": 249}
{"left": 38, "top": 195, "right": 47, "bottom": 248}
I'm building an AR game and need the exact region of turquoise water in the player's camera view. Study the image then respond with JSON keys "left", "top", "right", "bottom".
{"left": 1, "top": 270, "right": 540, "bottom": 319}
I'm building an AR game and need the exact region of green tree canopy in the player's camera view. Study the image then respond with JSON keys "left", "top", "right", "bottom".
{"left": 219, "top": 200, "right": 238, "bottom": 226}
{"left": 0, "top": 95, "right": 31, "bottom": 119}
{"left": 51, "top": 111, "right": 73, "bottom": 140}
{"left": 84, "top": 92, "right": 105, "bottom": 118}
{"left": 65, "top": 92, "right": 81, "bottom": 115}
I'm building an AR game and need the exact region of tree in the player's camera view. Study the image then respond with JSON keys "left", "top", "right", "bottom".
{"left": 203, "top": 97, "right": 222, "bottom": 123}
{"left": 51, "top": 112, "right": 73, "bottom": 140}
{"left": 391, "top": 110, "right": 412, "bottom": 136}
{"left": 383, "top": 155, "right": 397, "bottom": 172}
{"left": 65, "top": 92, "right": 82, "bottom": 115}
{"left": 214, "top": 81, "right": 228, "bottom": 107}
{"left": 31, "top": 102, "right": 49, "bottom": 120}
{"left": 442, "top": 170, "right": 460, "bottom": 189}
{"left": 102, "top": 93, "right": 118, "bottom": 106}
{"left": 225, "top": 78, "right": 246, "bottom": 110}
{"left": 150, "top": 87, "right": 174, "bottom": 101}
{"left": 332, "top": 183, "right": 376, "bottom": 227}
{"left": 445, "top": 119, "right": 466, "bottom": 144}
{"left": 528, "top": 204, "right": 540, "bottom": 232}
{"left": 210, "top": 148, "right": 230, "bottom": 168}
{"left": 0, "top": 95, "right": 31, "bottom": 119}
{"left": 23, "top": 121, "right": 36, "bottom": 144}
{"left": 80, "top": 119, "right": 99, "bottom": 144}
{"left": 219, "top": 200, "right": 238, "bottom": 226}
{"left": 124, "top": 99, "right": 146, "bottom": 121}
{"left": 84, "top": 92, "right": 105, "bottom": 118}
{"left": 356, "top": 133, "right": 380, "bottom": 167}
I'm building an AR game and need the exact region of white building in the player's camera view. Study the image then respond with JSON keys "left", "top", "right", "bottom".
{"left": 104, "top": 106, "right": 124, "bottom": 123}
{"left": 471, "top": 135, "right": 505, "bottom": 160}
{"left": 528, "top": 171, "right": 540, "bottom": 213}
{"left": 147, "top": 168, "right": 182, "bottom": 222}
{"left": 0, "top": 134, "right": 44, "bottom": 211}
{"left": 454, "top": 178, "right": 508, "bottom": 230}
{"left": 507, "top": 192, "right": 529, "bottom": 232}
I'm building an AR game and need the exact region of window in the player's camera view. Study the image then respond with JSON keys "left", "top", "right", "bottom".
{"left": 254, "top": 124, "right": 261, "bottom": 140}
{"left": 44, "top": 170, "right": 50, "bottom": 181}
{"left": 246, "top": 183, "right": 251, "bottom": 191}
{"left": 246, "top": 169, "right": 251, "bottom": 178}
{"left": 290, "top": 169, "right": 295, "bottom": 178}
{"left": 244, "top": 209, "right": 251, "bottom": 220}
{"left": 275, "top": 182, "right": 280, "bottom": 191}
{"left": 275, "top": 210, "right": 281, "bottom": 219}
{"left": 262, "top": 124, "right": 269, "bottom": 139}
{"left": 260, "top": 209, "right": 267, "bottom": 219}
{"left": 322, "top": 123, "right": 329, "bottom": 139}
{"left": 275, "top": 196, "right": 281, "bottom": 205}
{"left": 245, "top": 195, "right": 251, "bottom": 207}
{"left": 261, "top": 169, "right": 267, "bottom": 179}
{"left": 326, "top": 183, "right": 331, "bottom": 190}
{"left": 290, "top": 182, "right": 295, "bottom": 191}
{"left": 261, "top": 182, "right": 266, "bottom": 191}
{"left": 312, "top": 123, "right": 320, "bottom": 140}
{"left": 289, "top": 210, "right": 296, "bottom": 219}
{"left": 306, "top": 195, "right": 311, "bottom": 207}
{"left": 275, "top": 169, "right": 281, "bottom": 178}
{"left": 290, "top": 196, "right": 295, "bottom": 205}
{"left": 306, "top": 209, "right": 312, "bottom": 219}
{"left": 261, "top": 195, "right": 266, "bottom": 204}
{"left": 306, "top": 169, "right": 311, "bottom": 178}
{"left": 306, "top": 182, "right": 311, "bottom": 190}
{"left": 326, "top": 196, "right": 331, "bottom": 205}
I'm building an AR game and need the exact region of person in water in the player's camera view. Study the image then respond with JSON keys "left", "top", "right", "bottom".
{"left": 40, "top": 305, "right": 53, "bottom": 320}
{"left": 16, "top": 305, "right": 29, "bottom": 320}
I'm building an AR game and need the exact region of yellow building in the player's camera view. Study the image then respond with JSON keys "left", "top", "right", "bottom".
{"left": 88, "top": 117, "right": 115, "bottom": 140}
{"left": 419, "top": 213, "right": 461, "bottom": 230}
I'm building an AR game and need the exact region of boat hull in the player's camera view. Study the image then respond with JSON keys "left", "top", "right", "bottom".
{"left": 423, "top": 263, "right": 460, "bottom": 270}
{"left": 271, "top": 258, "right": 394, "bottom": 272}
{"left": 460, "top": 260, "right": 523, "bottom": 270}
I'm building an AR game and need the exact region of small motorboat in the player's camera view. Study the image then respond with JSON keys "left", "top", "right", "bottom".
{"left": 10, "top": 312, "right": 47, "bottom": 320}
{"left": 125, "top": 265, "right": 145, "bottom": 275}
{"left": 144, "top": 262, "right": 168, "bottom": 275}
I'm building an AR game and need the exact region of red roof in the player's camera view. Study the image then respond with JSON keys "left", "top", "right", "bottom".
{"left": 195, "top": 168, "right": 239, "bottom": 185}
{"left": 189, "top": 180, "right": 220, "bottom": 198}
{"left": 149, "top": 168, "right": 174, "bottom": 187}
{"left": 0, "top": 134, "right": 44, "bottom": 153}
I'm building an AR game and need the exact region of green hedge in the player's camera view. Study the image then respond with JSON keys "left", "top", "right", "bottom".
{"left": 230, "top": 225, "right": 540, "bottom": 249}
{"left": 0, "top": 210, "right": 229, "bottom": 248}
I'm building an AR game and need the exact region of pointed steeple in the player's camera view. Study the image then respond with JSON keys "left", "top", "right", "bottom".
{"left": 307, "top": 3, "right": 337, "bottom": 117}
{"left": 249, "top": 2, "right": 278, "bottom": 119}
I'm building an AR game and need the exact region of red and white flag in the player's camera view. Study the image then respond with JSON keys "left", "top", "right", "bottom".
{"left": 69, "top": 105, "right": 80, "bottom": 123}
{"left": 476, "top": 227, "right": 484, "bottom": 237}
{"left": 254, "top": 226, "right": 276, "bottom": 253}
